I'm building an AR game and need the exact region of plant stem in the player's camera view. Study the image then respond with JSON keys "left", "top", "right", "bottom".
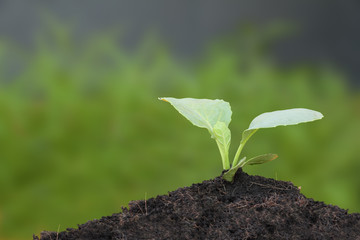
{"left": 232, "top": 129, "right": 258, "bottom": 167}
{"left": 216, "top": 139, "right": 230, "bottom": 169}
{"left": 232, "top": 142, "right": 245, "bottom": 167}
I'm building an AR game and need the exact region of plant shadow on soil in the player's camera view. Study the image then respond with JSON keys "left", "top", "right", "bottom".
{"left": 34, "top": 169, "right": 360, "bottom": 239}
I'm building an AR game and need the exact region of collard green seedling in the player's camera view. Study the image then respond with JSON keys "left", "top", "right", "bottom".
{"left": 159, "top": 97, "right": 323, "bottom": 182}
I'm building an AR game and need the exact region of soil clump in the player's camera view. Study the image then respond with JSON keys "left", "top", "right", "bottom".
{"left": 34, "top": 169, "right": 360, "bottom": 239}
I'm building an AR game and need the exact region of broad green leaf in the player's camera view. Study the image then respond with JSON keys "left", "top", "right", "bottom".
{"left": 243, "top": 153, "right": 278, "bottom": 166}
{"left": 232, "top": 108, "right": 323, "bottom": 167}
{"left": 159, "top": 97, "right": 232, "bottom": 136}
{"left": 247, "top": 108, "right": 323, "bottom": 130}
{"left": 222, "top": 157, "right": 246, "bottom": 182}
{"left": 213, "top": 121, "right": 231, "bottom": 169}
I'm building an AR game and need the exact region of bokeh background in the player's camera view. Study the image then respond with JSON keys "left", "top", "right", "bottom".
{"left": 0, "top": 1, "right": 360, "bottom": 239}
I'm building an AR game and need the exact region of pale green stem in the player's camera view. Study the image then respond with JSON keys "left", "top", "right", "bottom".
{"left": 232, "top": 129, "right": 258, "bottom": 167}
{"left": 216, "top": 139, "right": 230, "bottom": 169}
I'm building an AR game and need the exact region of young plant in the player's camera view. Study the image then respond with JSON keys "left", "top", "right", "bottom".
{"left": 159, "top": 97, "right": 323, "bottom": 182}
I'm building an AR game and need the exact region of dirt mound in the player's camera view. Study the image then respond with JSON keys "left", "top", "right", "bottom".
{"left": 34, "top": 169, "right": 360, "bottom": 239}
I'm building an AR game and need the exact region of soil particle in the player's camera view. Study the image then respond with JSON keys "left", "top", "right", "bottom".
{"left": 34, "top": 169, "right": 360, "bottom": 239}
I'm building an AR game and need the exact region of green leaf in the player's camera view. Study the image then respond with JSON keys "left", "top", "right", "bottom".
{"left": 222, "top": 157, "right": 246, "bottom": 182}
{"left": 159, "top": 97, "right": 232, "bottom": 136}
{"left": 213, "top": 121, "right": 231, "bottom": 169}
{"left": 243, "top": 153, "right": 278, "bottom": 166}
{"left": 232, "top": 108, "right": 323, "bottom": 166}
{"left": 247, "top": 108, "right": 324, "bottom": 130}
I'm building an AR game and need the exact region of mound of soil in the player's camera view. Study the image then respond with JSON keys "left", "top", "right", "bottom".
{"left": 34, "top": 169, "right": 360, "bottom": 239}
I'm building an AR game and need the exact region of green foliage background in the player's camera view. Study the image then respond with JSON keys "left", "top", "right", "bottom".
{"left": 1, "top": 25, "right": 360, "bottom": 239}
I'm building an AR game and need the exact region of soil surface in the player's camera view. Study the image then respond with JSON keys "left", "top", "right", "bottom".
{"left": 34, "top": 169, "right": 360, "bottom": 239}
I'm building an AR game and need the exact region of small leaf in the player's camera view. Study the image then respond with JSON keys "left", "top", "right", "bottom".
{"left": 213, "top": 121, "right": 231, "bottom": 169}
{"left": 243, "top": 153, "right": 278, "bottom": 166}
{"left": 222, "top": 157, "right": 246, "bottom": 182}
{"left": 247, "top": 108, "right": 323, "bottom": 130}
{"left": 159, "top": 97, "right": 232, "bottom": 136}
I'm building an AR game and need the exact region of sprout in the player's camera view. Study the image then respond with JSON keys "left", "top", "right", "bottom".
{"left": 159, "top": 97, "right": 323, "bottom": 182}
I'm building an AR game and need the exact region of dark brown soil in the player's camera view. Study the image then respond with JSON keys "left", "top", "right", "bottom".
{"left": 34, "top": 169, "right": 360, "bottom": 239}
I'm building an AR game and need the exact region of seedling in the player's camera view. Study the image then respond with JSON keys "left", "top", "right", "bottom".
{"left": 159, "top": 97, "right": 323, "bottom": 182}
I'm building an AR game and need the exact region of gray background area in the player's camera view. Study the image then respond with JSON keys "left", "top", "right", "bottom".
{"left": 0, "top": 0, "right": 359, "bottom": 86}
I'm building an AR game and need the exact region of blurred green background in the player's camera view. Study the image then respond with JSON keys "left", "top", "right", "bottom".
{"left": 1, "top": 6, "right": 360, "bottom": 240}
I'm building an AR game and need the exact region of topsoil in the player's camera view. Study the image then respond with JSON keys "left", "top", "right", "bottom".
{"left": 34, "top": 169, "right": 360, "bottom": 239}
